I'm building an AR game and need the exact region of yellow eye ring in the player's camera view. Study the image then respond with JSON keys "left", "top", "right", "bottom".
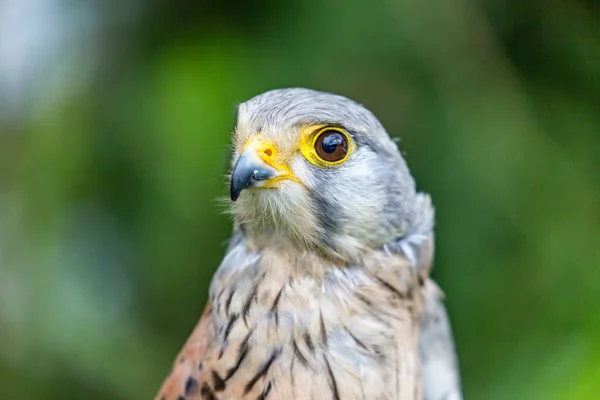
{"left": 299, "top": 126, "right": 354, "bottom": 168}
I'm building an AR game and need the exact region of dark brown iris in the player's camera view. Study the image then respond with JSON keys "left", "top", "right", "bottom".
{"left": 314, "top": 130, "right": 349, "bottom": 162}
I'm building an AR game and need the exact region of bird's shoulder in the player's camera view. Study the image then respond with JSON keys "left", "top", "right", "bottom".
{"left": 154, "top": 303, "right": 215, "bottom": 400}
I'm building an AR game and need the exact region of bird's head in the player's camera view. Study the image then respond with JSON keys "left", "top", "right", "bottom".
{"left": 229, "top": 88, "right": 421, "bottom": 261}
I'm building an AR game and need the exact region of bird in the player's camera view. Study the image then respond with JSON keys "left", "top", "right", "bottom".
{"left": 154, "top": 88, "right": 462, "bottom": 400}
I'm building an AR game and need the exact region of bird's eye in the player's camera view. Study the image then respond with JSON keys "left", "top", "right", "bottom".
{"left": 298, "top": 125, "right": 353, "bottom": 167}
{"left": 314, "top": 129, "right": 349, "bottom": 163}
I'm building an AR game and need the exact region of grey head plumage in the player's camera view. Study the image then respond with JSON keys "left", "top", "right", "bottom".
{"left": 230, "top": 88, "right": 429, "bottom": 261}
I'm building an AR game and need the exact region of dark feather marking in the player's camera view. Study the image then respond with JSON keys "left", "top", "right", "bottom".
{"left": 225, "top": 290, "right": 235, "bottom": 317}
{"left": 212, "top": 370, "right": 226, "bottom": 392}
{"left": 375, "top": 276, "right": 406, "bottom": 299}
{"left": 319, "top": 309, "right": 327, "bottom": 346}
{"left": 290, "top": 353, "right": 296, "bottom": 399}
{"left": 308, "top": 154, "right": 347, "bottom": 243}
{"left": 218, "top": 347, "right": 224, "bottom": 360}
{"left": 242, "top": 284, "right": 259, "bottom": 327}
{"left": 224, "top": 313, "right": 239, "bottom": 341}
{"left": 257, "top": 381, "right": 272, "bottom": 400}
{"left": 271, "top": 286, "right": 284, "bottom": 310}
{"left": 355, "top": 293, "right": 392, "bottom": 326}
{"left": 201, "top": 383, "right": 216, "bottom": 400}
{"left": 310, "top": 187, "right": 342, "bottom": 246}
{"left": 372, "top": 345, "right": 387, "bottom": 361}
{"left": 355, "top": 292, "right": 373, "bottom": 308}
{"left": 185, "top": 376, "right": 199, "bottom": 395}
{"left": 225, "top": 330, "right": 252, "bottom": 380}
{"left": 244, "top": 348, "right": 281, "bottom": 394}
{"left": 324, "top": 355, "right": 341, "bottom": 400}
{"left": 303, "top": 333, "right": 315, "bottom": 354}
{"left": 269, "top": 286, "right": 285, "bottom": 326}
{"left": 177, "top": 396, "right": 185, "bottom": 400}
{"left": 343, "top": 325, "right": 368, "bottom": 350}
{"left": 293, "top": 340, "right": 309, "bottom": 367}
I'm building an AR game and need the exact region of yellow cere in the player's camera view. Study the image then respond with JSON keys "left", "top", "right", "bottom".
{"left": 298, "top": 125, "right": 354, "bottom": 168}
{"left": 241, "top": 135, "right": 303, "bottom": 188}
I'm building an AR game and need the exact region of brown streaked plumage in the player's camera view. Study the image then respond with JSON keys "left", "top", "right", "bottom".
{"left": 155, "top": 88, "right": 462, "bottom": 400}
{"left": 156, "top": 248, "right": 423, "bottom": 400}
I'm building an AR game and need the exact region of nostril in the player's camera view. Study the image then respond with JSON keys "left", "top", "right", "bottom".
{"left": 264, "top": 148, "right": 273, "bottom": 157}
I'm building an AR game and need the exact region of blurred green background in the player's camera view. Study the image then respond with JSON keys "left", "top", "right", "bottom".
{"left": 0, "top": 0, "right": 599, "bottom": 399}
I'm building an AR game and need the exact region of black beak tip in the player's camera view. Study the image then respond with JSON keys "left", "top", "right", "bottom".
{"left": 229, "top": 153, "right": 277, "bottom": 201}
{"left": 230, "top": 171, "right": 249, "bottom": 202}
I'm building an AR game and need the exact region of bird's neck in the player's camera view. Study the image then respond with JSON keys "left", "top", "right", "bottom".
{"left": 207, "top": 237, "right": 423, "bottom": 399}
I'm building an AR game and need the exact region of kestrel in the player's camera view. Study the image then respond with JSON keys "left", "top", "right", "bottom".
{"left": 155, "top": 88, "right": 462, "bottom": 400}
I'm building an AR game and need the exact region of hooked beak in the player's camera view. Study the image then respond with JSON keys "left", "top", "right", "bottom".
{"left": 230, "top": 137, "right": 299, "bottom": 201}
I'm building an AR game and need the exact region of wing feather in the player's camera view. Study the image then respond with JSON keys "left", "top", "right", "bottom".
{"left": 154, "top": 303, "right": 214, "bottom": 400}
